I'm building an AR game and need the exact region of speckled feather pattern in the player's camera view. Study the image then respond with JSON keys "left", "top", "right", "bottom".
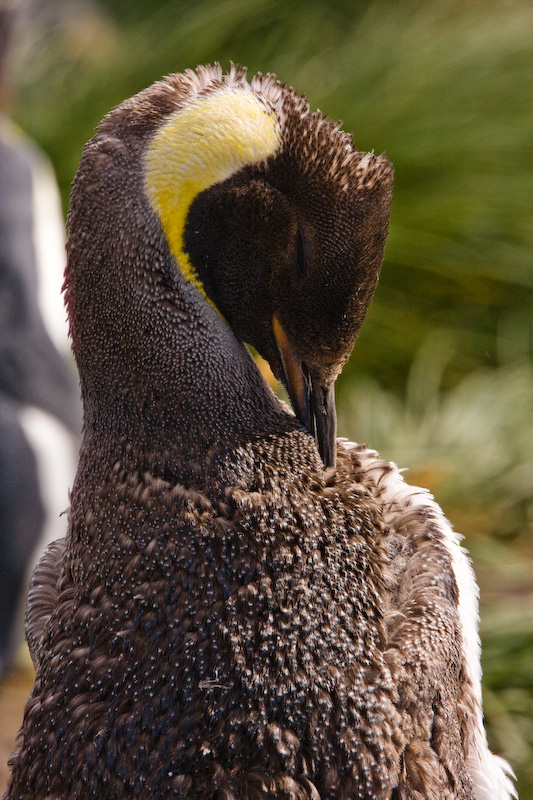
{"left": 10, "top": 435, "right": 476, "bottom": 800}
{"left": 4, "top": 65, "right": 516, "bottom": 799}
{"left": 9, "top": 435, "right": 513, "bottom": 799}
{"left": 11, "top": 437, "right": 401, "bottom": 799}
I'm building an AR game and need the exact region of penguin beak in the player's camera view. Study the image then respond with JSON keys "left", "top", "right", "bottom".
{"left": 272, "top": 315, "right": 337, "bottom": 469}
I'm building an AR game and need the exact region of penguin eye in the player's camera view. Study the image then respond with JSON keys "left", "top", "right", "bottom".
{"left": 293, "top": 225, "right": 312, "bottom": 281}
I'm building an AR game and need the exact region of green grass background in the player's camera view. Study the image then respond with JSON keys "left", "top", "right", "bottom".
{"left": 7, "top": 0, "right": 533, "bottom": 795}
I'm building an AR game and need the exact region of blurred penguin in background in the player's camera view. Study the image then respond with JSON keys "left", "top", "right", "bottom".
{"left": 0, "top": 1, "right": 80, "bottom": 678}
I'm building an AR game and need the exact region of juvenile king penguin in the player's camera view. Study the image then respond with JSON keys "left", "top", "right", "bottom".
{"left": 5, "top": 65, "right": 516, "bottom": 800}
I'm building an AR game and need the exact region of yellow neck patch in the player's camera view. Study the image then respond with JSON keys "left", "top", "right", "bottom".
{"left": 144, "top": 87, "right": 280, "bottom": 299}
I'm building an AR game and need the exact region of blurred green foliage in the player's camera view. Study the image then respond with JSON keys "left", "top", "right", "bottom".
{"left": 7, "top": 0, "right": 533, "bottom": 795}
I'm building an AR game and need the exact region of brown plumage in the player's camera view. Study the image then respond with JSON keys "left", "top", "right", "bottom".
{"left": 4, "top": 64, "right": 516, "bottom": 799}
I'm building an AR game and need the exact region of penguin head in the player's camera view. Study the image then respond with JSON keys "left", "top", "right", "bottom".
{"left": 71, "top": 65, "right": 393, "bottom": 467}
{"left": 176, "top": 78, "right": 393, "bottom": 467}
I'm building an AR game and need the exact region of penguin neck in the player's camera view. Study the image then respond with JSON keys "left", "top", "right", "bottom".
{"left": 71, "top": 249, "right": 292, "bottom": 480}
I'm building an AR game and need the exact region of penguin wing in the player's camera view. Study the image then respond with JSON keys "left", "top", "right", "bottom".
{"left": 25, "top": 536, "right": 66, "bottom": 671}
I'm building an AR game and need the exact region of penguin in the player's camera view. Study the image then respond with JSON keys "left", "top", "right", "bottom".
{"left": 4, "top": 64, "right": 516, "bottom": 800}
{"left": 0, "top": 112, "right": 80, "bottom": 678}
{"left": 0, "top": 389, "right": 44, "bottom": 676}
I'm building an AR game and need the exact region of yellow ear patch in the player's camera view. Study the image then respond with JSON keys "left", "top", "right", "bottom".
{"left": 144, "top": 87, "right": 280, "bottom": 299}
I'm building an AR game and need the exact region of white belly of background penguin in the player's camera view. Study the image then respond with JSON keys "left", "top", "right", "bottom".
{"left": 4, "top": 64, "right": 516, "bottom": 800}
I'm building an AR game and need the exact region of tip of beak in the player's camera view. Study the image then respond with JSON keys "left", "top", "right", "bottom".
{"left": 310, "top": 378, "right": 337, "bottom": 468}
{"left": 272, "top": 315, "right": 337, "bottom": 470}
